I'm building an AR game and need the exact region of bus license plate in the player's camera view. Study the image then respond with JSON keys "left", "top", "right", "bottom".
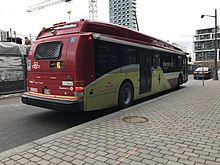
{"left": 44, "top": 89, "right": 50, "bottom": 95}
{"left": 30, "top": 87, "right": 38, "bottom": 92}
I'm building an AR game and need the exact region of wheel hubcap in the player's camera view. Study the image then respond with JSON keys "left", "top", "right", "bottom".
{"left": 122, "top": 88, "right": 131, "bottom": 104}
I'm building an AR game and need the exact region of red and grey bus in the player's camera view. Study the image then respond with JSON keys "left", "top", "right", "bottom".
{"left": 21, "top": 19, "right": 188, "bottom": 111}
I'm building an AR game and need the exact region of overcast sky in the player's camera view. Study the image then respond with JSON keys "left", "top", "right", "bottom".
{"left": 0, "top": 0, "right": 220, "bottom": 53}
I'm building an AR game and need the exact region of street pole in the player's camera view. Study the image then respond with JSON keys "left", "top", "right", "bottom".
{"left": 67, "top": 11, "right": 71, "bottom": 21}
{"left": 202, "top": 44, "right": 205, "bottom": 86}
{"left": 201, "top": 9, "right": 218, "bottom": 80}
{"left": 214, "top": 9, "right": 218, "bottom": 80}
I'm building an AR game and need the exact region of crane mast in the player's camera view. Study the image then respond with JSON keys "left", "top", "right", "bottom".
{"left": 88, "top": 0, "right": 98, "bottom": 20}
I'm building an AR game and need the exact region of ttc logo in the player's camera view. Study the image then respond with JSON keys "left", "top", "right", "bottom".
{"left": 32, "top": 62, "right": 40, "bottom": 69}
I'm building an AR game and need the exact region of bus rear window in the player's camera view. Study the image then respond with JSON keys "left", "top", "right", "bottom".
{"left": 35, "top": 41, "right": 63, "bottom": 60}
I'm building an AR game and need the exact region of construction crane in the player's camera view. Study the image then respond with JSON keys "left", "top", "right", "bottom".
{"left": 88, "top": 0, "right": 98, "bottom": 20}
{"left": 26, "top": 0, "right": 98, "bottom": 20}
{"left": 26, "top": 0, "right": 72, "bottom": 13}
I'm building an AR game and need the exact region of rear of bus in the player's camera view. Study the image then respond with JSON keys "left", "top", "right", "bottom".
{"left": 21, "top": 21, "right": 95, "bottom": 111}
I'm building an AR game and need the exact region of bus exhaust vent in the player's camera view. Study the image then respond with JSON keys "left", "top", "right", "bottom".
{"left": 122, "top": 116, "right": 149, "bottom": 124}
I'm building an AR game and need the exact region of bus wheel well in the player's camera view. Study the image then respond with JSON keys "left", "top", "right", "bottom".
{"left": 121, "top": 79, "right": 134, "bottom": 89}
{"left": 118, "top": 79, "right": 134, "bottom": 109}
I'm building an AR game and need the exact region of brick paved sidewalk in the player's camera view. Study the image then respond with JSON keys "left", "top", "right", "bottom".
{"left": 0, "top": 78, "right": 220, "bottom": 165}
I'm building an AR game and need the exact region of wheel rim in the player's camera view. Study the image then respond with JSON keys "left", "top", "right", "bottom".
{"left": 122, "top": 87, "right": 132, "bottom": 104}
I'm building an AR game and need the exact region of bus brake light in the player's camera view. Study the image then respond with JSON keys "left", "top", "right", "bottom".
{"left": 74, "top": 87, "right": 84, "bottom": 92}
{"left": 74, "top": 87, "right": 84, "bottom": 97}
{"left": 88, "top": 35, "right": 93, "bottom": 40}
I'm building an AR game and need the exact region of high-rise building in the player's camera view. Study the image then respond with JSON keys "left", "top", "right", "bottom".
{"left": 193, "top": 26, "right": 220, "bottom": 67}
{"left": 109, "top": 0, "right": 137, "bottom": 30}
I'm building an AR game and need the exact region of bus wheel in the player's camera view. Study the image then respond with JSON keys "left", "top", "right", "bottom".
{"left": 177, "top": 76, "right": 182, "bottom": 89}
{"left": 118, "top": 82, "right": 134, "bottom": 109}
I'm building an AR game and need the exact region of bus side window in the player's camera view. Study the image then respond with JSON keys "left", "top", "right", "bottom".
{"left": 152, "top": 51, "right": 160, "bottom": 68}
{"left": 171, "top": 55, "right": 178, "bottom": 71}
{"left": 161, "top": 53, "right": 172, "bottom": 73}
{"left": 182, "top": 56, "right": 187, "bottom": 74}
{"left": 94, "top": 40, "right": 120, "bottom": 78}
{"left": 121, "top": 45, "right": 139, "bottom": 65}
{"left": 177, "top": 56, "right": 183, "bottom": 71}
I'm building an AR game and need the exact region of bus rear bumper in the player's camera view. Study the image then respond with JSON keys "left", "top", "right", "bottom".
{"left": 21, "top": 93, "right": 84, "bottom": 111}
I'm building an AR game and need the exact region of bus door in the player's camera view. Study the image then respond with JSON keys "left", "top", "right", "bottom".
{"left": 182, "top": 56, "right": 188, "bottom": 82}
{"left": 139, "top": 50, "right": 152, "bottom": 94}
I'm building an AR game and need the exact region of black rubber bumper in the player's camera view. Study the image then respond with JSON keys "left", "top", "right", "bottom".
{"left": 21, "top": 93, "right": 84, "bottom": 111}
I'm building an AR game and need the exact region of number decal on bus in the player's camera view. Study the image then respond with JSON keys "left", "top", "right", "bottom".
{"left": 57, "top": 62, "right": 61, "bottom": 68}
{"left": 50, "top": 61, "right": 63, "bottom": 68}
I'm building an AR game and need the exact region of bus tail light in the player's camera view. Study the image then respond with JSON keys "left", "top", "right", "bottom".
{"left": 88, "top": 35, "right": 93, "bottom": 41}
{"left": 74, "top": 86, "right": 84, "bottom": 97}
{"left": 73, "top": 80, "right": 84, "bottom": 97}
{"left": 74, "top": 86, "right": 84, "bottom": 92}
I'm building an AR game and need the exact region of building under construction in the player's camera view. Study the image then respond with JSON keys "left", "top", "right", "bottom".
{"left": 109, "top": 0, "right": 137, "bottom": 30}
{"left": 0, "top": 30, "right": 8, "bottom": 42}
{"left": 0, "top": 30, "right": 23, "bottom": 44}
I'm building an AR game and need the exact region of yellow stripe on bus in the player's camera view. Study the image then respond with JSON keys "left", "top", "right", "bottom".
{"left": 27, "top": 92, "right": 79, "bottom": 100}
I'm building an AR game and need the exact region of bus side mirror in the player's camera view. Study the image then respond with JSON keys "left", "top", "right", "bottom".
{"left": 188, "top": 57, "right": 192, "bottom": 62}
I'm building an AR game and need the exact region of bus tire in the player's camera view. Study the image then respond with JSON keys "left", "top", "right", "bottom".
{"left": 177, "top": 75, "right": 182, "bottom": 89}
{"left": 118, "top": 82, "right": 134, "bottom": 109}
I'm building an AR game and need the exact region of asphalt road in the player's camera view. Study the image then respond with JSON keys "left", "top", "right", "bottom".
{"left": 0, "top": 95, "right": 117, "bottom": 153}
